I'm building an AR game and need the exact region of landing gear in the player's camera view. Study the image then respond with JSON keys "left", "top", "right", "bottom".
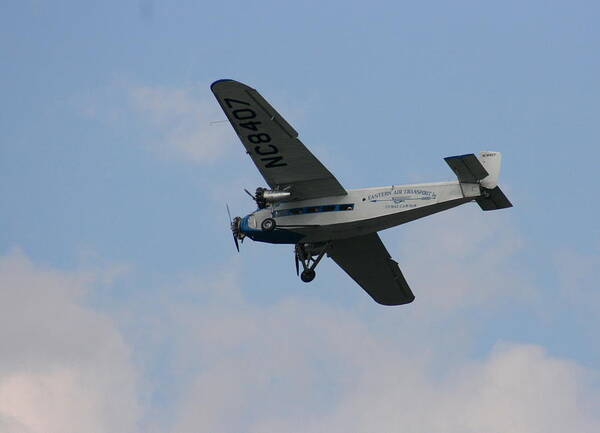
{"left": 261, "top": 218, "right": 276, "bottom": 231}
{"left": 300, "top": 269, "right": 316, "bottom": 282}
{"left": 295, "top": 243, "right": 329, "bottom": 283}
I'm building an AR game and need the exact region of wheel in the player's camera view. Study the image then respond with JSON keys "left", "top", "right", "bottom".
{"left": 261, "top": 218, "right": 276, "bottom": 231}
{"left": 300, "top": 269, "right": 316, "bottom": 283}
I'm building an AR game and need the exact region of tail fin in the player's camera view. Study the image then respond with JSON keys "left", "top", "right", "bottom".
{"left": 445, "top": 151, "right": 513, "bottom": 211}
{"left": 477, "top": 151, "right": 501, "bottom": 189}
{"left": 475, "top": 151, "right": 512, "bottom": 210}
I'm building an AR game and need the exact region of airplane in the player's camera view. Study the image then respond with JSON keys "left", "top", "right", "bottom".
{"left": 212, "top": 79, "right": 512, "bottom": 306}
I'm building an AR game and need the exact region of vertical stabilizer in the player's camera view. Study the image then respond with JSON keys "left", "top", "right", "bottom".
{"left": 445, "top": 151, "right": 512, "bottom": 211}
{"left": 477, "top": 151, "right": 502, "bottom": 189}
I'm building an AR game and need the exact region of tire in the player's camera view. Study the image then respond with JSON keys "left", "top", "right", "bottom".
{"left": 261, "top": 218, "right": 276, "bottom": 231}
{"left": 300, "top": 269, "right": 316, "bottom": 283}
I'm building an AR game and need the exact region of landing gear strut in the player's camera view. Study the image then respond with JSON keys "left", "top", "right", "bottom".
{"left": 295, "top": 243, "right": 329, "bottom": 283}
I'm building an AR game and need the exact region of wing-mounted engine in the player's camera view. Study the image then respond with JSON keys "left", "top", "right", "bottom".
{"left": 245, "top": 187, "right": 292, "bottom": 209}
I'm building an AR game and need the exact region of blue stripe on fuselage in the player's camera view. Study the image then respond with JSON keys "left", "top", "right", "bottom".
{"left": 240, "top": 216, "right": 304, "bottom": 244}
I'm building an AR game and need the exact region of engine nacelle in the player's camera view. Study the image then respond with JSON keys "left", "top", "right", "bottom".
{"left": 255, "top": 188, "right": 291, "bottom": 208}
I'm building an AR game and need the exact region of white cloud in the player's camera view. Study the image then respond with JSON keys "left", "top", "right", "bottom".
{"left": 392, "top": 207, "right": 530, "bottom": 312}
{"left": 161, "top": 284, "right": 600, "bottom": 433}
{"left": 111, "top": 249, "right": 596, "bottom": 433}
{"left": 76, "top": 81, "right": 315, "bottom": 171}
{"left": 129, "top": 85, "right": 235, "bottom": 163}
{"left": 301, "top": 343, "right": 600, "bottom": 433}
{"left": 111, "top": 206, "right": 594, "bottom": 433}
{"left": 3, "top": 208, "right": 598, "bottom": 433}
{"left": 0, "top": 250, "right": 140, "bottom": 433}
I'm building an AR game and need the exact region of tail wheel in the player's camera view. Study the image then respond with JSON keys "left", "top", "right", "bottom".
{"left": 261, "top": 218, "right": 276, "bottom": 231}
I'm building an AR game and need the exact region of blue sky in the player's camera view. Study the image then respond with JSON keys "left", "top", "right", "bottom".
{"left": 1, "top": 1, "right": 599, "bottom": 432}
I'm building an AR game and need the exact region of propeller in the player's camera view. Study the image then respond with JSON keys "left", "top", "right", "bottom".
{"left": 243, "top": 187, "right": 267, "bottom": 209}
{"left": 226, "top": 204, "right": 240, "bottom": 252}
{"left": 244, "top": 188, "right": 256, "bottom": 200}
{"left": 295, "top": 254, "right": 299, "bottom": 276}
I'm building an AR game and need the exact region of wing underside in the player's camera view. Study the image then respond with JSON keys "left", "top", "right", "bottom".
{"left": 328, "top": 233, "right": 415, "bottom": 306}
{"left": 211, "top": 79, "right": 346, "bottom": 200}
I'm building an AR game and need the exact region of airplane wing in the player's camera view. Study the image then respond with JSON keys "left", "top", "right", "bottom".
{"left": 211, "top": 79, "right": 347, "bottom": 200}
{"left": 328, "top": 233, "right": 415, "bottom": 306}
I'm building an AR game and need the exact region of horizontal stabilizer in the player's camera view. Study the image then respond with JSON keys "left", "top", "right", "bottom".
{"left": 445, "top": 154, "right": 489, "bottom": 183}
{"left": 476, "top": 186, "right": 513, "bottom": 210}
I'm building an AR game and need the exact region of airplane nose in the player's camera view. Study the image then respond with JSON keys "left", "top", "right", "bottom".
{"left": 231, "top": 216, "right": 244, "bottom": 239}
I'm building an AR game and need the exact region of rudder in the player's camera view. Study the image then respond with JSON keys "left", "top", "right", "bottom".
{"left": 445, "top": 151, "right": 513, "bottom": 211}
{"left": 477, "top": 151, "right": 501, "bottom": 189}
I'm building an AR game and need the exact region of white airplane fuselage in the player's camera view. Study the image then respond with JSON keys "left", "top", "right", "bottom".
{"left": 240, "top": 179, "right": 480, "bottom": 244}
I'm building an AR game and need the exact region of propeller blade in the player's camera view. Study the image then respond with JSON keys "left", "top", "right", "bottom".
{"left": 295, "top": 254, "right": 299, "bottom": 276}
{"left": 227, "top": 204, "right": 240, "bottom": 252}
{"left": 226, "top": 204, "right": 232, "bottom": 223}
{"left": 244, "top": 188, "right": 256, "bottom": 200}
